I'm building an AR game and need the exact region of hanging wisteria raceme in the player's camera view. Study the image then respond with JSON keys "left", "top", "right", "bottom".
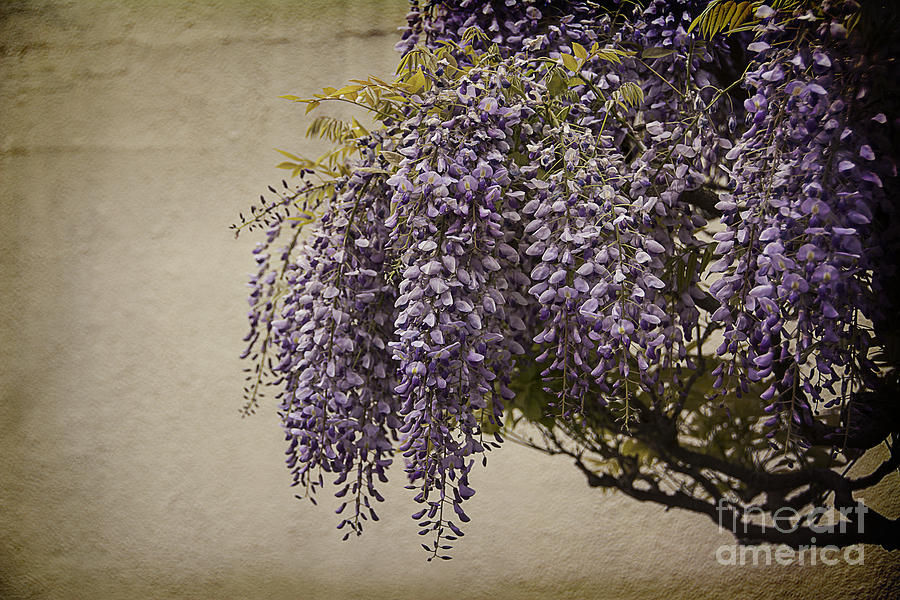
{"left": 237, "top": 0, "right": 898, "bottom": 557}
{"left": 240, "top": 218, "right": 304, "bottom": 417}
{"left": 708, "top": 1, "right": 900, "bottom": 449}
{"left": 270, "top": 162, "right": 402, "bottom": 538}
{"left": 382, "top": 57, "right": 564, "bottom": 555}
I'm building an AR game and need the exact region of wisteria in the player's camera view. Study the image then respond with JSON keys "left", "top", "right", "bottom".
{"left": 708, "top": 0, "right": 900, "bottom": 451}
{"left": 237, "top": 0, "right": 900, "bottom": 555}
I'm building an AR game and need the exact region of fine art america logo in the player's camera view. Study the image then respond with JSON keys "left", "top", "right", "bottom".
{"left": 715, "top": 499, "right": 867, "bottom": 566}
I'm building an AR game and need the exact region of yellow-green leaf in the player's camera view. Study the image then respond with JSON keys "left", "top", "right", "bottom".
{"left": 560, "top": 53, "right": 579, "bottom": 72}
{"left": 713, "top": 2, "right": 730, "bottom": 35}
{"left": 735, "top": 2, "right": 755, "bottom": 28}
{"left": 333, "top": 84, "right": 362, "bottom": 100}
{"left": 642, "top": 47, "right": 675, "bottom": 59}
{"left": 351, "top": 118, "right": 368, "bottom": 137}
{"left": 331, "top": 85, "right": 362, "bottom": 96}
{"left": 405, "top": 68, "right": 427, "bottom": 93}
{"left": 595, "top": 50, "right": 623, "bottom": 64}
{"left": 722, "top": 1, "right": 740, "bottom": 31}
{"left": 380, "top": 150, "right": 405, "bottom": 165}
{"left": 572, "top": 42, "right": 587, "bottom": 60}
{"left": 275, "top": 149, "right": 302, "bottom": 161}
{"left": 444, "top": 52, "right": 458, "bottom": 70}
{"left": 548, "top": 72, "right": 567, "bottom": 96}
{"left": 615, "top": 82, "right": 644, "bottom": 108}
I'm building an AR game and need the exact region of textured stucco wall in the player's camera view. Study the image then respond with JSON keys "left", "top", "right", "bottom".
{"left": 1, "top": 2, "right": 898, "bottom": 599}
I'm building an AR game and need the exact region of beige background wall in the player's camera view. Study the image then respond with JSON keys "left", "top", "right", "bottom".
{"left": 1, "top": 1, "right": 898, "bottom": 598}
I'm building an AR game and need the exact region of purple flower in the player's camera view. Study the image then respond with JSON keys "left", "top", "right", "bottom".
{"left": 797, "top": 243, "right": 825, "bottom": 262}
{"left": 781, "top": 273, "right": 808, "bottom": 293}
{"left": 478, "top": 96, "right": 499, "bottom": 115}
{"left": 812, "top": 264, "right": 838, "bottom": 284}
{"left": 609, "top": 319, "right": 635, "bottom": 339}
{"left": 458, "top": 175, "right": 479, "bottom": 193}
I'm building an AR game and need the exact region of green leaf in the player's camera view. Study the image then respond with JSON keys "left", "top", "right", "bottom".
{"left": 547, "top": 72, "right": 567, "bottom": 96}
{"left": 380, "top": 151, "right": 405, "bottom": 165}
{"left": 405, "top": 68, "right": 427, "bottom": 93}
{"left": 560, "top": 53, "right": 579, "bottom": 72}
{"left": 615, "top": 81, "right": 644, "bottom": 108}
{"left": 351, "top": 118, "right": 368, "bottom": 137}
{"left": 595, "top": 50, "right": 624, "bottom": 64}
{"left": 275, "top": 148, "right": 302, "bottom": 162}
{"left": 572, "top": 42, "right": 587, "bottom": 60}
{"left": 332, "top": 84, "right": 362, "bottom": 100}
{"left": 642, "top": 47, "right": 676, "bottom": 59}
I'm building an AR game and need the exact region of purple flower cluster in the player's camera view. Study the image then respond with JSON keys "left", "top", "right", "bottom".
{"left": 243, "top": 0, "right": 745, "bottom": 552}
{"left": 263, "top": 161, "right": 402, "bottom": 537}
{"left": 381, "top": 62, "right": 543, "bottom": 556}
{"left": 708, "top": 2, "right": 899, "bottom": 446}
{"left": 513, "top": 0, "right": 737, "bottom": 408}
{"left": 397, "top": 0, "right": 565, "bottom": 55}
{"left": 239, "top": 0, "right": 897, "bottom": 556}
